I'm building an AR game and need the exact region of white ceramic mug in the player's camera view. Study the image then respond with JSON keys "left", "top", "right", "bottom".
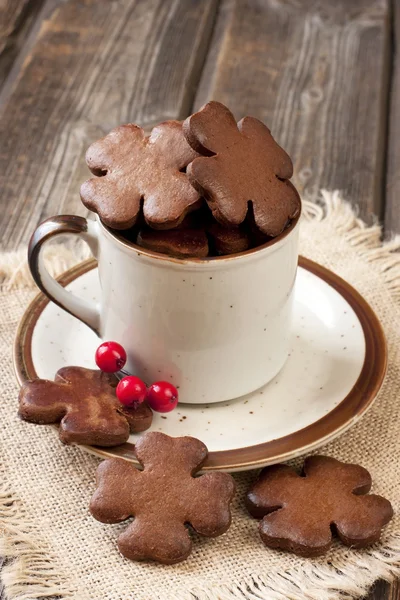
{"left": 28, "top": 212, "right": 300, "bottom": 404}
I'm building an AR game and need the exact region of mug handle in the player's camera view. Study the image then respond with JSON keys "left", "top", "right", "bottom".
{"left": 28, "top": 215, "right": 101, "bottom": 334}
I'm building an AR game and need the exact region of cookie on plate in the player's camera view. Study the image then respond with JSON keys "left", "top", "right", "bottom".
{"left": 19, "top": 367, "right": 152, "bottom": 447}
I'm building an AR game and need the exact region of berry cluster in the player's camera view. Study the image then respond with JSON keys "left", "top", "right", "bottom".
{"left": 95, "top": 341, "right": 178, "bottom": 413}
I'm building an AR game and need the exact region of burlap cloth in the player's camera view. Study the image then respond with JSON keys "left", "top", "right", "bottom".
{"left": 0, "top": 192, "right": 399, "bottom": 600}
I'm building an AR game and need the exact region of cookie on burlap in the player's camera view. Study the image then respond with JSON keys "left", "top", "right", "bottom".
{"left": 183, "top": 101, "right": 301, "bottom": 237}
{"left": 246, "top": 455, "right": 393, "bottom": 557}
{"left": 80, "top": 121, "right": 201, "bottom": 230}
{"left": 18, "top": 367, "right": 152, "bottom": 447}
{"left": 90, "top": 432, "right": 236, "bottom": 564}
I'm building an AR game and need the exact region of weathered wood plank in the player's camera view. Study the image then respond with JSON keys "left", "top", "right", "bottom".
{"left": 385, "top": 0, "right": 400, "bottom": 235}
{"left": 0, "top": 0, "right": 62, "bottom": 105}
{"left": 0, "top": 0, "right": 46, "bottom": 85}
{"left": 0, "top": 0, "right": 218, "bottom": 250}
{"left": 195, "top": 0, "right": 390, "bottom": 222}
{"left": 365, "top": 579, "right": 400, "bottom": 600}
{"left": 0, "top": 0, "right": 30, "bottom": 52}
{"left": 389, "top": 581, "right": 400, "bottom": 600}
{"left": 365, "top": 580, "right": 388, "bottom": 600}
{"left": 0, "top": 556, "right": 3, "bottom": 600}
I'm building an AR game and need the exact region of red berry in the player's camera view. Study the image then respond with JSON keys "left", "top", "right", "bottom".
{"left": 116, "top": 376, "right": 147, "bottom": 407}
{"left": 95, "top": 341, "right": 127, "bottom": 373}
{"left": 147, "top": 381, "right": 179, "bottom": 413}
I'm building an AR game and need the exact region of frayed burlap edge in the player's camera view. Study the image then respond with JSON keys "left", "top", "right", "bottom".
{"left": 0, "top": 476, "right": 76, "bottom": 599}
{"left": 0, "top": 190, "right": 399, "bottom": 600}
{"left": 0, "top": 243, "right": 91, "bottom": 292}
{"left": 302, "top": 190, "right": 400, "bottom": 300}
{"left": 176, "top": 534, "right": 400, "bottom": 600}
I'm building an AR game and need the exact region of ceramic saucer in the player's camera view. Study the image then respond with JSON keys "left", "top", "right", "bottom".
{"left": 14, "top": 257, "right": 386, "bottom": 472}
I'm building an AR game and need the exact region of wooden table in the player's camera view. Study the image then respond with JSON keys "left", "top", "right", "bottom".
{"left": 0, "top": 0, "right": 398, "bottom": 598}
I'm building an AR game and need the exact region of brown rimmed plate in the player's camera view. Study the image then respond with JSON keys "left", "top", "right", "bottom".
{"left": 14, "top": 257, "right": 386, "bottom": 472}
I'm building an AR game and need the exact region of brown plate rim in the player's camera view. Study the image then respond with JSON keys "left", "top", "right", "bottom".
{"left": 13, "top": 256, "right": 387, "bottom": 471}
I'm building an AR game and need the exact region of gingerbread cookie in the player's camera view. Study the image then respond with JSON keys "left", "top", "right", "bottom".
{"left": 207, "top": 222, "right": 249, "bottom": 255}
{"left": 137, "top": 227, "right": 209, "bottom": 258}
{"left": 90, "top": 432, "right": 236, "bottom": 564}
{"left": 18, "top": 367, "right": 152, "bottom": 447}
{"left": 246, "top": 455, "right": 393, "bottom": 557}
{"left": 183, "top": 101, "right": 301, "bottom": 237}
{"left": 80, "top": 121, "right": 201, "bottom": 230}
{"left": 244, "top": 204, "right": 272, "bottom": 248}
{"left": 173, "top": 204, "right": 210, "bottom": 229}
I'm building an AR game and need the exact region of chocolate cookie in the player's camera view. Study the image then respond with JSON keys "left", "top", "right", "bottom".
{"left": 136, "top": 227, "right": 209, "bottom": 258}
{"left": 183, "top": 101, "right": 301, "bottom": 237}
{"left": 80, "top": 121, "right": 201, "bottom": 230}
{"left": 18, "top": 367, "right": 152, "bottom": 447}
{"left": 246, "top": 455, "right": 393, "bottom": 557}
{"left": 90, "top": 432, "right": 236, "bottom": 564}
{"left": 207, "top": 222, "right": 249, "bottom": 255}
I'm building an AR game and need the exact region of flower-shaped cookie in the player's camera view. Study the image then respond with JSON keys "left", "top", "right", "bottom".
{"left": 90, "top": 432, "right": 236, "bottom": 564}
{"left": 80, "top": 121, "right": 201, "bottom": 230}
{"left": 183, "top": 101, "right": 301, "bottom": 237}
{"left": 18, "top": 367, "right": 152, "bottom": 447}
{"left": 246, "top": 455, "right": 393, "bottom": 557}
{"left": 137, "top": 227, "right": 209, "bottom": 258}
{"left": 207, "top": 221, "right": 249, "bottom": 255}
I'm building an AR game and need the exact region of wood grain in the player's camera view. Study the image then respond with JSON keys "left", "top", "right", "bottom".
{"left": 385, "top": 0, "right": 400, "bottom": 235}
{"left": 0, "top": 0, "right": 30, "bottom": 69}
{"left": 0, "top": 0, "right": 218, "bottom": 250}
{"left": 365, "top": 579, "right": 400, "bottom": 600}
{"left": 388, "top": 581, "right": 400, "bottom": 600}
{"left": 0, "top": 557, "right": 3, "bottom": 600}
{"left": 0, "top": 0, "right": 46, "bottom": 85}
{"left": 195, "top": 0, "right": 390, "bottom": 222}
{"left": 0, "top": 0, "right": 30, "bottom": 54}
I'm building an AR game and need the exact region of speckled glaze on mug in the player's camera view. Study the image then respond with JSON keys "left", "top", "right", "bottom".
{"left": 28, "top": 212, "right": 300, "bottom": 404}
